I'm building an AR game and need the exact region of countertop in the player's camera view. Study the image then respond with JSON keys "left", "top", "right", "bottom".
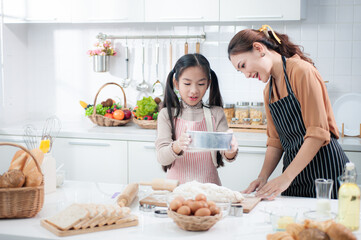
{"left": 0, "top": 181, "right": 360, "bottom": 240}
{"left": 0, "top": 119, "right": 361, "bottom": 151}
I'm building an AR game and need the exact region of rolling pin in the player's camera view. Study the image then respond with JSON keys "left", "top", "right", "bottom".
{"left": 117, "top": 183, "right": 139, "bottom": 207}
{"left": 139, "top": 178, "right": 179, "bottom": 192}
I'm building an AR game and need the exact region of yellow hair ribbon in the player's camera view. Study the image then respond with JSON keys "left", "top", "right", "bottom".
{"left": 258, "top": 25, "right": 281, "bottom": 44}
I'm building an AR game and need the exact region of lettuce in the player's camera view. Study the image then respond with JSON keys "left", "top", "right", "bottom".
{"left": 136, "top": 97, "right": 158, "bottom": 117}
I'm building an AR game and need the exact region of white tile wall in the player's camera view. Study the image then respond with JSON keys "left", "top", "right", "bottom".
{"left": 1, "top": 0, "right": 360, "bottom": 125}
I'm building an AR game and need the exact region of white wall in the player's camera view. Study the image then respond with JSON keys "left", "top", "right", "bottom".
{"left": 1, "top": 0, "right": 360, "bottom": 125}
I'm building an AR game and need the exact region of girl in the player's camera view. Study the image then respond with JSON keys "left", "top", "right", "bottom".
{"left": 155, "top": 53, "right": 238, "bottom": 185}
{"left": 228, "top": 25, "right": 348, "bottom": 199}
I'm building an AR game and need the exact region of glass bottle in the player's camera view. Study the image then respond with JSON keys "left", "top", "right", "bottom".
{"left": 338, "top": 162, "right": 360, "bottom": 231}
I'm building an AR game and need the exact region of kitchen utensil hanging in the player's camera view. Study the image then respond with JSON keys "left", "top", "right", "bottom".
{"left": 23, "top": 124, "right": 39, "bottom": 150}
{"left": 169, "top": 40, "right": 173, "bottom": 71}
{"left": 196, "top": 39, "right": 200, "bottom": 53}
{"left": 136, "top": 43, "right": 149, "bottom": 92}
{"left": 184, "top": 40, "right": 188, "bottom": 55}
{"left": 41, "top": 115, "right": 62, "bottom": 153}
{"left": 120, "top": 41, "right": 132, "bottom": 88}
{"left": 152, "top": 42, "right": 163, "bottom": 97}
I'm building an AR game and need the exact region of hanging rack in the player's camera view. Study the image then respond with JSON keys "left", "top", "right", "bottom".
{"left": 96, "top": 32, "right": 206, "bottom": 41}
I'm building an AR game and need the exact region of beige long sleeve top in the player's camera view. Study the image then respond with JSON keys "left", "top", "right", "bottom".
{"left": 263, "top": 54, "right": 339, "bottom": 150}
{"left": 155, "top": 101, "right": 236, "bottom": 166}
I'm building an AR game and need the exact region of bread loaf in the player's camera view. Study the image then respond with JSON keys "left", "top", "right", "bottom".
{"left": 326, "top": 222, "right": 357, "bottom": 240}
{"left": 0, "top": 169, "right": 25, "bottom": 188}
{"left": 298, "top": 228, "right": 330, "bottom": 240}
{"left": 9, "top": 150, "right": 28, "bottom": 171}
{"left": 266, "top": 231, "right": 294, "bottom": 240}
{"left": 23, "top": 148, "right": 44, "bottom": 176}
{"left": 24, "top": 167, "right": 42, "bottom": 187}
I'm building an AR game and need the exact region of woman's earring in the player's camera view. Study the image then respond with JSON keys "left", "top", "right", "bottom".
{"left": 261, "top": 53, "right": 265, "bottom": 57}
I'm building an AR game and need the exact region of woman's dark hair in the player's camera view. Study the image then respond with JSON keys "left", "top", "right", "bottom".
{"left": 162, "top": 53, "right": 224, "bottom": 172}
{"left": 228, "top": 29, "right": 314, "bottom": 66}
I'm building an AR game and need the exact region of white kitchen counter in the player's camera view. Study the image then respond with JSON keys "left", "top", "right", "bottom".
{"left": 0, "top": 181, "right": 360, "bottom": 240}
{"left": 1, "top": 119, "right": 361, "bottom": 151}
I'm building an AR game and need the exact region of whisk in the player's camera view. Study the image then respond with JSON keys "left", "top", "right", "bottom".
{"left": 41, "top": 115, "right": 62, "bottom": 153}
{"left": 23, "top": 124, "right": 39, "bottom": 150}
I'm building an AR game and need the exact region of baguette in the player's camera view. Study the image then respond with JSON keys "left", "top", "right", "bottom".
{"left": 24, "top": 167, "right": 42, "bottom": 187}
{"left": 23, "top": 148, "right": 44, "bottom": 176}
{"left": 9, "top": 150, "right": 28, "bottom": 171}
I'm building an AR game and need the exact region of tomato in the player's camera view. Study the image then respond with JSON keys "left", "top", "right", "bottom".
{"left": 104, "top": 113, "right": 113, "bottom": 118}
{"left": 113, "top": 110, "right": 125, "bottom": 120}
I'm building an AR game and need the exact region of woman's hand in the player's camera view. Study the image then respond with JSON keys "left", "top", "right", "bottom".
{"left": 225, "top": 130, "right": 238, "bottom": 159}
{"left": 255, "top": 174, "right": 292, "bottom": 200}
{"left": 242, "top": 177, "right": 267, "bottom": 194}
{"left": 173, "top": 126, "right": 191, "bottom": 154}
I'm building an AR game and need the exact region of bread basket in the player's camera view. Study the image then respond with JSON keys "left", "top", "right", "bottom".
{"left": 133, "top": 118, "right": 157, "bottom": 129}
{"left": 0, "top": 142, "right": 44, "bottom": 218}
{"left": 167, "top": 209, "right": 222, "bottom": 231}
{"left": 88, "top": 82, "right": 131, "bottom": 127}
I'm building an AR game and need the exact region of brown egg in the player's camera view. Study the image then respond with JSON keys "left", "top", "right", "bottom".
{"left": 189, "top": 201, "right": 203, "bottom": 214}
{"left": 195, "top": 193, "right": 207, "bottom": 202}
{"left": 170, "top": 199, "right": 182, "bottom": 211}
{"left": 194, "top": 207, "right": 211, "bottom": 216}
{"left": 184, "top": 199, "right": 194, "bottom": 208}
{"left": 198, "top": 200, "right": 208, "bottom": 208}
{"left": 177, "top": 205, "right": 191, "bottom": 215}
{"left": 174, "top": 196, "right": 185, "bottom": 204}
{"left": 207, "top": 201, "right": 216, "bottom": 207}
{"left": 209, "top": 205, "right": 220, "bottom": 215}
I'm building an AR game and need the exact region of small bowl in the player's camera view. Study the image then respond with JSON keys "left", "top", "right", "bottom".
{"left": 187, "top": 131, "right": 232, "bottom": 151}
{"left": 269, "top": 208, "right": 298, "bottom": 231}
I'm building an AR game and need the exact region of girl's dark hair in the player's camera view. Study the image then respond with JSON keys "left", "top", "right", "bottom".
{"left": 228, "top": 29, "right": 314, "bottom": 66}
{"left": 162, "top": 53, "right": 224, "bottom": 172}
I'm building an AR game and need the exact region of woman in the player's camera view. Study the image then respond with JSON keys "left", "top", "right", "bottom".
{"left": 228, "top": 25, "right": 348, "bottom": 199}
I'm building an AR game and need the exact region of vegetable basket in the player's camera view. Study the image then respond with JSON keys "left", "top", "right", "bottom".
{"left": 133, "top": 118, "right": 157, "bottom": 129}
{"left": 0, "top": 142, "right": 44, "bottom": 218}
{"left": 167, "top": 209, "right": 222, "bottom": 231}
{"left": 88, "top": 82, "right": 131, "bottom": 127}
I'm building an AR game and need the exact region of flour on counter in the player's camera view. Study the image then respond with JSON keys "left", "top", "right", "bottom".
{"left": 173, "top": 181, "right": 244, "bottom": 202}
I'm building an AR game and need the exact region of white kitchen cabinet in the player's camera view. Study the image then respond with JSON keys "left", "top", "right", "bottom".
{"left": 51, "top": 138, "right": 128, "bottom": 184}
{"left": 0, "top": 135, "right": 27, "bottom": 173}
{"left": 128, "top": 141, "right": 166, "bottom": 183}
{"left": 144, "top": 0, "right": 219, "bottom": 22}
{"left": 3, "top": 0, "right": 71, "bottom": 23}
{"left": 218, "top": 146, "right": 283, "bottom": 191}
{"left": 220, "top": 0, "right": 305, "bottom": 21}
{"left": 71, "top": 0, "right": 144, "bottom": 23}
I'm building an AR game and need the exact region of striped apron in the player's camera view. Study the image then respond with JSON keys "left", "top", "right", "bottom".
{"left": 166, "top": 111, "right": 221, "bottom": 185}
{"left": 268, "top": 56, "right": 348, "bottom": 199}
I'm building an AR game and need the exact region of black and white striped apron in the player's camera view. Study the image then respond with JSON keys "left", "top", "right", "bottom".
{"left": 268, "top": 56, "right": 348, "bottom": 199}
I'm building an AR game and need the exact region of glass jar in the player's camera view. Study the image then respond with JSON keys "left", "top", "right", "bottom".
{"left": 251, "top": 118, "right": 262, "bottom": 126}
{"left": 242, "top": 118, "right": 251, "bottom": 125}
{"left": 250, "top": 102, "right": 265, "bottom": 122}
{"left": 223, "top": 104, "right": 235, "bottom": 124}
{"left": 231, "top": 117, "right": 239, "bottom": 125}
{"left": 235, "top": 101, "right": 249, "bottom": 124}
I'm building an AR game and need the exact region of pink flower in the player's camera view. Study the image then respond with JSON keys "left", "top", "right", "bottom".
{"left": 86, "top": 50, "right": 93, "bottom": 56}
{"left": 113, "top": 51, "right": 117, "bottom": 56}
{"left": 94, "top": 49, "right": 101, "bottom": 55}
{"left": 103, "top": 43, "right": 109, "bottom": 48}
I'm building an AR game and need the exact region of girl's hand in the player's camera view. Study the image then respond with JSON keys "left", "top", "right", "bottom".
{"left": 173, "top": 126, "right": 191, "bottom": 153}
{"left": 255, "top": 174, "right": 292, "bottom": 200}
{"left": 225, "top": 129, "right": 238, "bottom": 159}
{"left": 242, "top": 177, "right": 267, "bottom": 194}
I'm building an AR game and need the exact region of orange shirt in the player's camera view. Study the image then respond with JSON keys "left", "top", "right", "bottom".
{"left": 264, "top": 54, "right": 339, "bottom": 150}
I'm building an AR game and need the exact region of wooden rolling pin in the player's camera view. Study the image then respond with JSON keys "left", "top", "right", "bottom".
{"left": 139, "top": 178, "right": 179, "bottom": 192}
{"left": 117, "top": 183, "right": 139, "bottom": 207}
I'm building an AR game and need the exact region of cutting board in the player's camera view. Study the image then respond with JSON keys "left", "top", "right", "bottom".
{"left": 139, "top": 193, "right": 261, "bottom": 213}
{"left": 41, "top": 215, "right": 138, "bottom": 237}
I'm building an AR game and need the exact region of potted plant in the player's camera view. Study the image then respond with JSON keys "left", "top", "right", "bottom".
{"left": 87, "top": 40, "right": 117, "bottom": 72}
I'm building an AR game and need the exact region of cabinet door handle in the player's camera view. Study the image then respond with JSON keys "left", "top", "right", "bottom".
{"left": 237, "top": 148, "right": 267, "bottom": 154}
{"left": 144, "top": 145, "right": 156, "bottom": 149}
{"left": 0, "top": 139, "right": 25, "bottom": 143}
{"left": 160, "top": 16, "right": 204, "bottom": 20}
{"left": 236, "top": 15, "right": 283, "bottom": 19}
{"left": 68, "top": 142, "right": 110, "bottom": 147}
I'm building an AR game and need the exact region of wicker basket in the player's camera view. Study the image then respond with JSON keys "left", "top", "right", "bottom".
{"left": 133, "top": 118, "right": 157, "bottom": 129}
{"left": 0, "top": 142, "right": 44, "bottom": 218}
{"left": 88, "top": 82, "right": 131, "bottom": 127}
{"left": 167, "top": 209, "right": 222, "bottom": 231}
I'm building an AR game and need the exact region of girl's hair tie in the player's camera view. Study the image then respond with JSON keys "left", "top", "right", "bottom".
{"left": 258, "top": 25, "right": 281, "bottom": 44}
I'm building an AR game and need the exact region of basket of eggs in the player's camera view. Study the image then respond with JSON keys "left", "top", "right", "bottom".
{"left": 0, "top": 142, "right": 44, "bottom": 218}
{"left": 167, "top": 194, "right": 223, "bottom": 231}
{"left": 132, "top": 97, "right": 161, "bottom": 129}
{"left": 85, "top": 82, "right": 132, "bottom": 127}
